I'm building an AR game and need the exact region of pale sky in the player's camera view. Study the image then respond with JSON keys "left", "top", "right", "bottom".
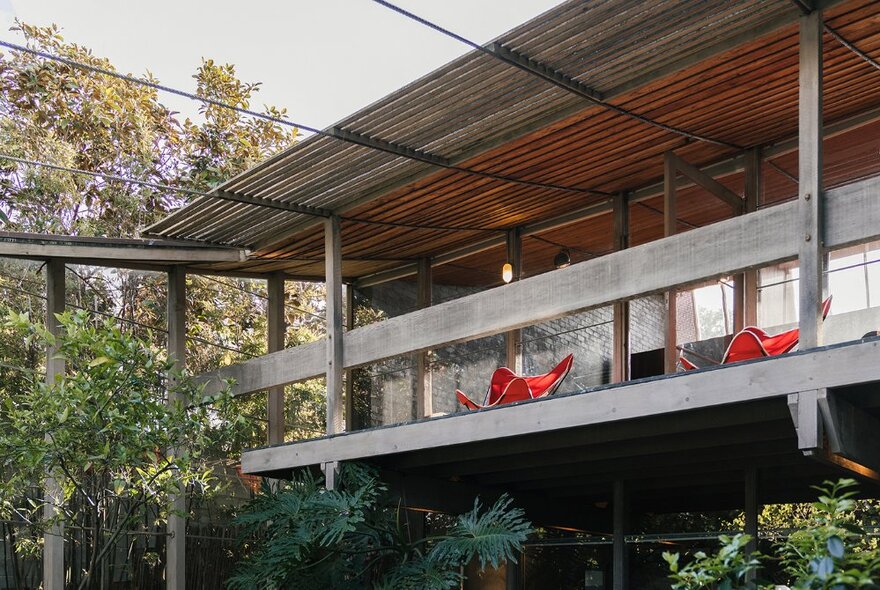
{"left": 1, "top": 0, "right": 561, "bottom": 129}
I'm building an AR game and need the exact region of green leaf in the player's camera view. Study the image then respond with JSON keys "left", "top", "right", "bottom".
{"left": 827, "top": 535, "right": 845, "bottom": 559}
{"left": 88, "top": 355, "right": 111, "bottom": 367}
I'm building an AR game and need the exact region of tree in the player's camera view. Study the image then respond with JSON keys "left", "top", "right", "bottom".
{"left": 0, "top": 309, "right": 255, "bottom": 589}
{"left": 227, "top": 463, "right": 534, "bottom": 590}
{"left": 0, "top": 22, "right": 327, "bottom": 438}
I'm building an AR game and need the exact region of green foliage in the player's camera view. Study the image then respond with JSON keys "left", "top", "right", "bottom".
{"left": 663, "top": 479, "right": 880, "bottom": 590}
{"left": 778, "top": 479, "right": 880, "bottom": 589}
{"left": 663, "top": 534, "right": 761, "bottom": 590}
{"left": 0, "top": 21, "right": 328, "bottom": 443}
{"left": 227, "top": 463, "right": 533, "bottom": 590}
{"left": 0, "top": 309, "right": 253, "bottom": 588}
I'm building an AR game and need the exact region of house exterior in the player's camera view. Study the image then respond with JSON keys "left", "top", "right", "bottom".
{"left": 8, "top": 0, "right": 880, "bottom": 587}
{"left": 151, "top": 0, "right": 880, "bottom": 587}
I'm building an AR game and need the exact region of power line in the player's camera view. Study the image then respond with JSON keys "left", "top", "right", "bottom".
{"left": 0, "top": 273, "right": 258, "bottom": 358}
{"left": 0, "top": 39, "right": 610, "bottom": 198}
{"left": 0, "top": 154, "right": 505, "bottom": 234}
{"left": 825, "top": 24, "right": 880, "bottom": 72}
{"left": 196, "top": 275, "right": 326, "bottom": 320}
{"left": 635, "top": 202, "right": 700, "bottom": 230}
{"left": 788, "top": 0, "right": 880, "bottom": 73}
{"left": 370, "top": 0, "right": 742, "bottom": 150}
{"left": 527, "top": 234, "right": 609, "bottom": 260}
{"left": 767, "top": 160, "right": 798, "bottom": 184}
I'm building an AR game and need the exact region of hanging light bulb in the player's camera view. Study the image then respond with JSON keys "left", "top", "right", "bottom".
{"left": 502, "top": 262, "right": 514, "bottom": 283}
{"left": 554, "top": 249, "right": 571, "bottom": 269}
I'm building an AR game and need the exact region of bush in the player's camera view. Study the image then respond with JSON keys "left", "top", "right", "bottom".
{"left": 663, "top": 479, "right": 880, "bottom": 589}
{"left": 228, "top": 462, "right": 533, "bottom": 589}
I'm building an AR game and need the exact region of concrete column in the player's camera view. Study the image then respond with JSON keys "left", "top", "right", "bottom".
{"left": 415, "top": 258, "right": 433, "bottom": 417}
{"left": 798, "top": 8, "right": 825, "bottom": 349}
{"left": 344, "top": 285, "right": 356, "bottom": 430}
{"left": 166, "top": 266, "right": 186, "bottom": 590}
{"left": 325, "top": 216, "right": 344, "bottom": 435}
{"left": 267, "top": 272, "right": 286, "bottom": 445}
{"left": 43, "top": 259, "right": 65, "bottom": 590}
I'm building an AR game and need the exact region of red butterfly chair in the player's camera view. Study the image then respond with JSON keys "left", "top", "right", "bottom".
{"left": 680, "top": 297, "right": 832, "bottom": 370}
{"left": 456, "top": 354, "right": 574, "bottom": 411}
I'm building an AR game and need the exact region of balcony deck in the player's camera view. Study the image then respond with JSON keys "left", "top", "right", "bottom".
{"left": 242, "top": 337, "right": 880, "bottom": 523}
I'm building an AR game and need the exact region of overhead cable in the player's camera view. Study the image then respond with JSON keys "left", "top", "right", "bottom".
{"left": 370, "top": 0, "right": 742, "bottom": 150}
{"left": 788, "top": 0, "right": 880, "bottom": 72}
{"left": 0, "top": 39, "right": 610, "bottom": 198}
{"left": 0, "top": 154, "right": 505, "bottom": 234}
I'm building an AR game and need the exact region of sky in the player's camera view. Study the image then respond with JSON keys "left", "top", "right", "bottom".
{"left": 0, "top": 0, "right": 560, "bottom": 129}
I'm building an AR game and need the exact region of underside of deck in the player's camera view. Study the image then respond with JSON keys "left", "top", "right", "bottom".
{"left": 243, "top": 338, "right": 880, "bottom": 527}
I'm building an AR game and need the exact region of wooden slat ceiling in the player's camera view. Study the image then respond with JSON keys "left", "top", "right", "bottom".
{"left": 151, "top": 0, "right": 880, "bottom": 286}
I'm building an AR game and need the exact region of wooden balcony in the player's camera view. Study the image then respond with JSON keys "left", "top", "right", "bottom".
{"left": 211, "top": 175, "right": 880, "bottom": 518}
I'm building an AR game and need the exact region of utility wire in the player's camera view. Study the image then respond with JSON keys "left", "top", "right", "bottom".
{"left": 788, "top": 0, "right": 880, "bottom": 73}
{"left": 825, "top": 24, "right": 880, "bottom": 72}
{"left": 527, "top": 234, "right": 607, "bottom": 260}
{"left": 0, "top": 39, "right": 610, "bottom": 199}
{"left": 370, "top": 0, "right": 742, "bottom": 150}
{"left": 767, "top": 160, "right": 798, "bottom": 184}
{"left": 0, "top": 274, "right": 258, "bottom": 358}
{"left": 635, "top": 202, "right": 700, "bottom": 230}
{"left": 197, "top": 275, "right": 326, "bottom": 320}
{"left": 0, "top": 154, "right": 504, "bottom": 234}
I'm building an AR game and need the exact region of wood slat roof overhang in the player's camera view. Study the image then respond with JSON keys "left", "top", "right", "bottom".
{"left": 147, "top": 0, "right": 880, "bottom": 285}
{"left": 241, "top": 338, "right": 880, "bottom": 519}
